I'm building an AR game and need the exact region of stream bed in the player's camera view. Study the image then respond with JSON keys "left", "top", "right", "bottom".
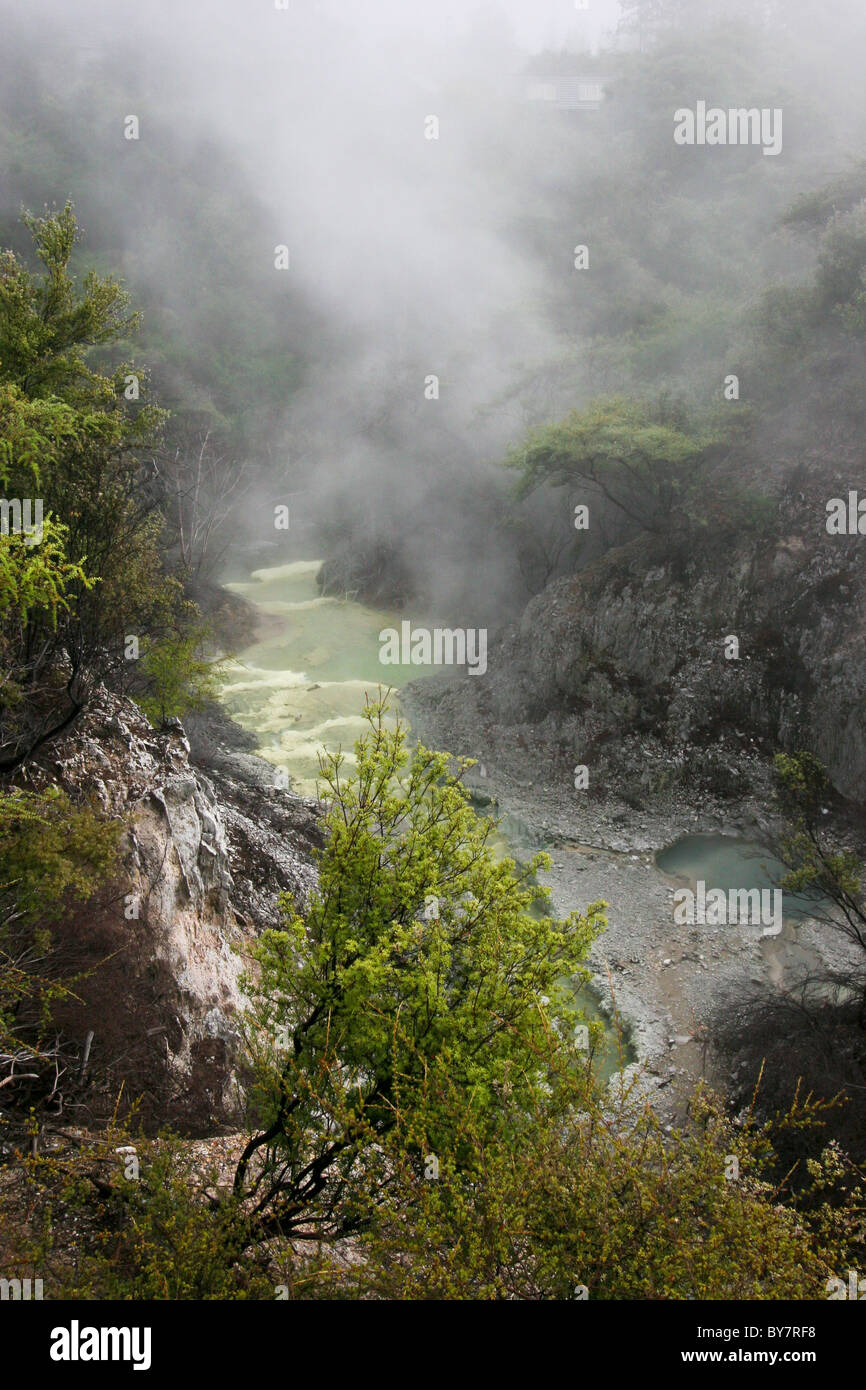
{"left": 219, "top": 558, "right": 409, "bottom": 795}
{"left": 218, "top": 557, "right": 628, "bottom": 1083}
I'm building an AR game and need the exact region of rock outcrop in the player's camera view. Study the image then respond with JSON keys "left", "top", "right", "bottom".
{"left": 17, "top": 690, "right": 321, "bottom": 1133}
{"left": 405, "top": 486, "right": 866, "bottom": 808}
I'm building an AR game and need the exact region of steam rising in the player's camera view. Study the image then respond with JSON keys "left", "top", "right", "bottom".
{"left": 4, "top": 0, "right": 866, "bottom": 623}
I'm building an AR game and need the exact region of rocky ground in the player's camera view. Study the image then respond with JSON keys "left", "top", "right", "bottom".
{"left": 400, "top": 674, "right": 864, "bottom": 1125}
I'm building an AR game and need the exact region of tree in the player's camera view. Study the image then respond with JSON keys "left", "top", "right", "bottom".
{"left": 0, "top": 787, "right": 120, "bottom": 1151}
{"left": 618, "top": 0, "right": 675, "bottom": 51}
{"left": 505, "top": 395, "right": 717, "bottom": 537}
{"left": 0, "top": 383, "right": 100, "bottom": 767}
{"left": 773, "top": 752, "right": 866, "bottom": 1027}
{"left": 233, "top": 697, "right": 605, "bottom": 1242}
{"left": 138, "top": 627, "right": 225, "bottom": 728}
{"left": 0, "top": 204, "right": 208, "bottom": 762}
{"left": 153, "top": 429, "right": 251, "bottom": 583}
{"left": 619, "top": 0, "right": 767, "bottom": 48}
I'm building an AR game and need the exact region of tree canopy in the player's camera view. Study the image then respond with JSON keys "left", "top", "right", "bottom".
{"left": 235, "top": 697, "right": 606, "bottom": 1240}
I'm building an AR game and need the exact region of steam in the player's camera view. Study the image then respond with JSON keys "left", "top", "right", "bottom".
{"left": 4, "top": 0, "right": 866, "bottom": 624}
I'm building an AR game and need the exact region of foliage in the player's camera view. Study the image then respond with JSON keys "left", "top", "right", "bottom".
{"left": 5, "top": 1074, "right": 857, "bottom": 1301}
{"left": 0, "top": 788, "right": 121, "bottom": 1147}
{"left": 331, "top": 1083, "right": 846, "bottom": 1300}
{"left": 0, "top": 205, "right": 209, "bottom": 766}
{"left": 505, "top": 394, "right": 753, "bottom": 547}
{"left": 0, "top": 204, "right": 142, "bottom": 406}
{"left": 234, "top": 696, "right": 605, "bottom": 1241}
{"left": 0, "top": 520, "right": 92, "bottom": 629}
{"left": 0, "top": 382, "right": 97, "bottom": 633}
{"left": 0, "top": 1127, "right": 270, "bottom": 1300}
{"left": 138, "top": 625, "right": 226, "bottom": 727}
{"left": 0, "top": 786, "right": 120, "bottom": 927}
{"left": 782, "top": 162, "right": 866, "bottom": 233}
{"left": 773, "top": 751, "right": 866, "bottom": 1022}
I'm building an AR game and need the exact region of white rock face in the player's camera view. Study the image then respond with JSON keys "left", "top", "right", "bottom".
{"left": 22, "top": 688, "right": 318, "bottom": 1131}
